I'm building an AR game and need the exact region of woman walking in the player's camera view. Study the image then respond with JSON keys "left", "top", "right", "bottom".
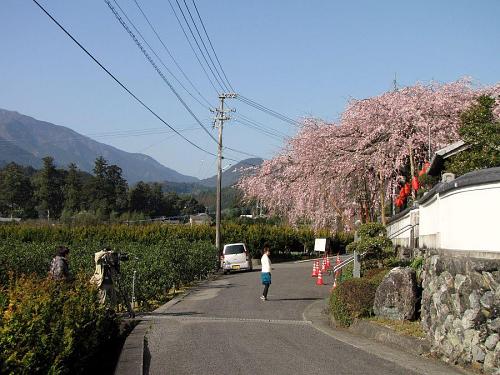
{"left": 260, "top": 244, "right": 272, "bottom": 301}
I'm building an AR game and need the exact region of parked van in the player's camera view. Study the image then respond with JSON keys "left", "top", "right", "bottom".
{"left": 221, "top": 243, "right": 252, "bottom": 274}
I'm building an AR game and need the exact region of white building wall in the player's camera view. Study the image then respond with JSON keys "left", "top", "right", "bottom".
{"left": 388, "top": 181, "right": 500, "bottom": 253}
{"left": 438, "top": 182, "right": 500, "bottom": 251}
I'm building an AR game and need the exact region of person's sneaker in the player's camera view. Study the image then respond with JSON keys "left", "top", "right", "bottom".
{"left": 260, "top": 296, "right": 266, "bottom": 301}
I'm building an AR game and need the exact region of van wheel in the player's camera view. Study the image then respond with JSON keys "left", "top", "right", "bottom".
{"left": 223, "top": 270, "right": 229, "bottom": 275}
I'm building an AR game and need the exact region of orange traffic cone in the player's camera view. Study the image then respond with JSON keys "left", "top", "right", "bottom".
{"left": 331, "top": 275, "right": 337, "bottom": 290}
{"left": 335, "top": 254, "right": 342, "bottom": 277}
{"left": 316, "top": 269, "right": 324, "bottom": 286}
{"left": 311, "top": 259, "right": 318, "bottom": 277}
{"left": 321, "top": 257, "right": 327, "bottom": 272}
{"left": 325, "top": 256, "right": 331, "bottom": 270}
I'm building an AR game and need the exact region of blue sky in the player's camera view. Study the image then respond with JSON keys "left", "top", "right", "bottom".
{"left": 1, "top": 0, "right": 499, "bottom": 178}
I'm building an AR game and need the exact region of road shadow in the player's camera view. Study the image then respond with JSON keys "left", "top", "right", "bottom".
{"left": 268, "top": 297, "right": 323, "bottom": 301}
{"left": 138, "top": 311, "right": 202, "bottom": 317}
{"left": 194, "top": 283, "right": 237, "bottom": 290}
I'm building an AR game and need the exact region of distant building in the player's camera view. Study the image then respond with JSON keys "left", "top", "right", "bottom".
{"left": 189, "top": 213, "right": 212, "bottom": 226}
{"left": 427, "top": 140, "right": 470, "bottom": 176}
{"left": 0, "top": 217, "right": 21, "bottom": 223}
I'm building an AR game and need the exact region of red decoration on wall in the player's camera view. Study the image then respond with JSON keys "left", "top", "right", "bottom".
{"left": 412, "top": 176, "right": 419, "bottom": 191}
{"left": 404, "top": 183, "right": 411, "bottom": 195}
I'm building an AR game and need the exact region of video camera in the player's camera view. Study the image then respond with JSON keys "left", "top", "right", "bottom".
{"left": 102, "top": 250, "right": 130, "bottom": 273}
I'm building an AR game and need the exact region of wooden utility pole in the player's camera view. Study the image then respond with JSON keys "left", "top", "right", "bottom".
{"left": 214, "top": 93, "right": 236, "bottom": 255}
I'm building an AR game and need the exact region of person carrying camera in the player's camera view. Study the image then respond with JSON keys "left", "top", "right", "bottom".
{"left": 49, "top": 246, "right": 71, "bottom": 281}
{"left": 90, "top": 247, "right": 117, "bottom": 307}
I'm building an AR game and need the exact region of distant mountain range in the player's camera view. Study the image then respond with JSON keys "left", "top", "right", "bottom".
{"left": 0, "top": 108, "right": 262, "bottom": 187}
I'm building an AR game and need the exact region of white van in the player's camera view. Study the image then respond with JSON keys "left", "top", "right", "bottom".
{"left": 221, "top": 243, "right": 252, "bottom": 274}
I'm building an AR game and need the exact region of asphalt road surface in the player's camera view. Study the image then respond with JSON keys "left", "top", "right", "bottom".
{"left": 144, "top": 261, "right": 465, "bottom": 375}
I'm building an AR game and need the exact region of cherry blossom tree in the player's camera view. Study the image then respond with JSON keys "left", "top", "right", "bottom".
{"left": 238, "top": 79, "right": 499, "bottom": 230}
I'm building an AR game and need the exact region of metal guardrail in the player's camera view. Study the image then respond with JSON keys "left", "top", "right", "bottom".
{"left": 388, "top": 224, "right": 416, "bottom": 240}
{"left": 329, "top": 251, "right": 366, "bottom": 278}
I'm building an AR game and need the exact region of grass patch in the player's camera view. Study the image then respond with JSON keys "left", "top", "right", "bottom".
{"left": 368, "top": 317, "right": 426, "bottom": 338}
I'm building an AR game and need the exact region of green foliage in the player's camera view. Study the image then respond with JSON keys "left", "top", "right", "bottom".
{"left": 329, "top": 268, "right": 389, "bottom": 327}
{"left": 347, "top": 222, "right": 393, "bottom": 271}
{"left": 0, "top": 223, "right": 319, "bottom": 301}
{"left": 0, "top": 162, "right": 37, "bottom": 218}
{"left": 332, "top": 231, "right": 354, "bottom": 254}
{"left": 0, "top": 236, "right": 218, "bottom": 306}
{"left": 410, "top": 256, "right": 424, "bottom": 283}
{"left": 446, "top": 95, "right": 500, "bottom": 176}
{"left": 0, "top": 274, "right": 119, "bottom": 374}
{"left": 33, "top": 156, "right": 65, "bottom": 218}
{"left": 357, "top": 222, "right": 386, "bottom": 239}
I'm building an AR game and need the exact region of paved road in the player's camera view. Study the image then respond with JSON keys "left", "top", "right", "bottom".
{"left": 144, "top": 261, "right": 465, "bottom": 375}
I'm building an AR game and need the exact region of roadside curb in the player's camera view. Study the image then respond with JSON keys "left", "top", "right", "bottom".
{"left": 303, "top": 299, "right": 471, "bottom": 375}
{"left": 114, "top": 275, "right": 219, "bottom": 375}
{"left": 348, "top": 319, "right": 430, "bottom": 356}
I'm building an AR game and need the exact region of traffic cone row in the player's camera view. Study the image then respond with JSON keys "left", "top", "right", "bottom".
{"left": 311, "top": 253, "right": 342, "bottom": 287}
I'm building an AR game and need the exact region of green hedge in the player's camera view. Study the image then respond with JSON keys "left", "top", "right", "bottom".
{"left": 0, "top": 275, "right": 119, "bottom": 374}
{"left": 329, "top": 268, "right": 389, "bottom": 327}
{"left": 0, "top": 239, "right": 217, "bottom": 307}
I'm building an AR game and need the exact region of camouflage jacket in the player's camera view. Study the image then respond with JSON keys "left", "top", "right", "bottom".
{"left": 49, "top": 255, "right": 70, "bottom": 280}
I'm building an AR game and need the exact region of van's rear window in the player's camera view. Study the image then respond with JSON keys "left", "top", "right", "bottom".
{"left": 224, "top": 245, "right": 245, "bottom": 254}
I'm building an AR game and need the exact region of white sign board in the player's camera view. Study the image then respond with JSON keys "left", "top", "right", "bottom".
{"left": 314, "top": 238, "right": 327, "bottom": 252}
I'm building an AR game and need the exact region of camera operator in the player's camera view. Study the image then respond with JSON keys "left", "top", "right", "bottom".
{"left": 90, "top": 247, "right": 134, "bottom": 317}
{"left": 90, "top": 247, "right": 117, "bottom": 307}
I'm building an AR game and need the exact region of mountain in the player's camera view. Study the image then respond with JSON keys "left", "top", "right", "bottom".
{"left": 199, "top": 158, "right": 263, "bottom": 188}
{"left": 0, "top": 108, "right": 198, "bottom": 184}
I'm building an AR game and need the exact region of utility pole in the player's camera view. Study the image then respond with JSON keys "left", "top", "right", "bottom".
{"left": 214, "top": 93, "right": 236, "bottom": 256}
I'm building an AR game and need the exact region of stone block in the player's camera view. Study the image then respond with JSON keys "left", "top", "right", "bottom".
{"left": 373, "top": 267, "right": 418, "bottom": 321}
{"left": 488, "top": 318, "right": 500, "bottom": 334}
{"left": 472, "top": 345, "right": 486, "bottom": 363}
{"left": 482, "top": 291, "right": 495, "bottom": 309}
{"left": 486, "top": 334, "right": 499, "bottom": 351}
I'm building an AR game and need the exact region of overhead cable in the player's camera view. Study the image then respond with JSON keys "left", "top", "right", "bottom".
{"left": 30, "top": 0, "right": 262, "bottom": 167}
{"left": 105, "top": 0, "right": 218, "bottom": 144}
{"left": 191, "top": 0, "right": 234, "bottom": 92}
{"left": 237, "top": 113, "right": 289, "bottom": 138}
{"left": 237, "top": 95, "right": 298, "bottom": 126}
{"left": 132, "top": 0, "right": 214, "bottom": 108}
{"left": 30, "top": 0, "right": 217, "bottom": 157}
{"left": 111, "top": 0, "right": 210, "bottom": 111}
{"left": 172, "top": 0, "right": 227, "bottom": 92}
{"left": 181, "top": 0, "right": 230, "bottom": 92}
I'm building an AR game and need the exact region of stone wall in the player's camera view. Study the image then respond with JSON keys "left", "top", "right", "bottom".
{"left": 421, "top": 250, "right": 500, "bottom": 374}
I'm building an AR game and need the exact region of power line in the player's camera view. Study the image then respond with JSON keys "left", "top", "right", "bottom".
{"left": 182, "top": 0, "right": 230, "bottom": 92}
{"left": 167, "top": 0, "right": 220, "bottom": 95}
{"left": 105, "top": 0, "right": 218, "bottom": 144}
{"left": 191, "top": 0, "right": 234, "bottom": 92}
{"left": 111, "top": 0, "right": 210, "bottom": 111}
{"left": 29, "top": 0, "right": 263, "bottom": 168}
{"left": 236, "top": 113, "right": 289, "bottom": 138}
{"left": 234, "top": 118, "right": 284, "bottom": 142}
{"left": 0, "top": 127, "right": 200, "bottom": 146}
{"left": 172, "top": 0, "right": 227, "bottom": 92}
{"left": 107, "top": 1, "right": 257, "bottom": 160}
{"left": 30, "top": 0, "right": 216, "bottom": 157}
{"left": 132, "top": 0, "right": 214, "bottom": 108}
{"left": 237, "top": 95, "right": 299, "bottom": 126}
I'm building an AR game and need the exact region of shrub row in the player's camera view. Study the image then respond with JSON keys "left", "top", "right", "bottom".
{"left": 0, "top": 239, "right": 217, "bottom": 307}
{"left": 0, "top": 222, "right": 353, "bottom": 258}
{"left": 329, "top": 268, "right": 390, "bottom": 327}
{"left": 0, "top": 275, "right": 119, "bottom": 374}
